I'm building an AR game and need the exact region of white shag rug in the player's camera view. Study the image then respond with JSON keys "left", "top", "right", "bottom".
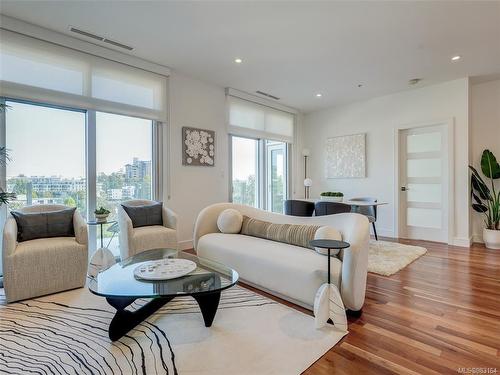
{"left": 368, "top": 240, "right": 427, "bottom": 276}
{"left": 0, "top": 285, "right": 346, "bottom": 375}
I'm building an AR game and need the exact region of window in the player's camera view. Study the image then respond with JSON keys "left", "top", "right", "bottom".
{"left": 1, "top": 99, "right": 160, "bottom": 263}
{"left": 5, "top": 101, "right": 87, "bottom": 214}
{"left": 231, "top": 136, "right": 258, "bottom": 207}
{"left": 96, "top": 112, "right": 153, "bottom": 255}
{"left": 266, "top": 141, "right": 287, "bottom": 214}
{"left": 230, "top": 136, "right": 289, "bottom": 213}
{"left": 228, "top": 94, "right": 293, "bottom": 213}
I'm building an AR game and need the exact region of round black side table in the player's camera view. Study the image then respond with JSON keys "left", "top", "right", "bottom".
{"left": 309, "top": 239, "right": 350, "bottom": 284}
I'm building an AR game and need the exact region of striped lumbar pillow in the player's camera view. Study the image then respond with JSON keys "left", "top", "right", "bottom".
{"left": 240, "top": 215, "right": 323, "bottom": 249}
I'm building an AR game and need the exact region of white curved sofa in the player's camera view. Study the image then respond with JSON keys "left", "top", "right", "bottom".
{"left": 194, "top": 203, "right": 369, "bottom": 311}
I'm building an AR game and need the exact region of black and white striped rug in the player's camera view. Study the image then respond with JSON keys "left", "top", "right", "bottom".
{"left": 0, "top": 285, "right": 345, "bottom": 375}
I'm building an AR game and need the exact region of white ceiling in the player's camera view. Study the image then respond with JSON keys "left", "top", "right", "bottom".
{"left": 1, "top": 1, "right": 499, "bottom": 113}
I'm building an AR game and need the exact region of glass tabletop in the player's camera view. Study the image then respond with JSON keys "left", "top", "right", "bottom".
{"left": 88, "top": 248, "right": 239, "bottom": 299}
{"left": 87, "top": 220, "right": 117, "bottom": 225}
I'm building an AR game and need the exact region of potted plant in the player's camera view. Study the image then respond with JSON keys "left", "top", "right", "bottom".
{"left": 469, "top": 149, "right": 500, "bottom": 249}
{"left": 320, "top": 192, "right": 344, "bottom": 202}
{"left": 94, "top": 206, "right": 111, "bottom": 222}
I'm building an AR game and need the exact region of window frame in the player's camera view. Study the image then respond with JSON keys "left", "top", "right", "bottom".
{"left": 229, "top": 134, "right": 290, "bottom": 212}
{"left": 0, "top": 97, "right": 162, "bottom": 254}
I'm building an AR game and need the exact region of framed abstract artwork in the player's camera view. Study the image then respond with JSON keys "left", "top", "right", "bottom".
{"left": 182, "top": 127, "right": 215, "bottom": 166}
{"left": 325, "top": 133, "right": 366, "bottom": 178}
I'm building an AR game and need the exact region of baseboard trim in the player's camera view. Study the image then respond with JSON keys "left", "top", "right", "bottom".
{"left": 472, "top": 234, "right": 484, "bottom": 244}
{"left": 375, "top": 228, "right": 396, "bottom": 238}
{"left": 452, "top": 236, "right": 472, "bottom": 248}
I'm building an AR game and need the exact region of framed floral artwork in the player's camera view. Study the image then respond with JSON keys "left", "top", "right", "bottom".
{"left": 182, "top": 127, "right": 215, "bottom": 166}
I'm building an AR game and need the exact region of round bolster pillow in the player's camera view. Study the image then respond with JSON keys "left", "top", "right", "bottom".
{"left": 314, "top": 226, "right": 343, "bottom": 255}
{"left": 217, "top": 209, "right": 243, "bottom": 234}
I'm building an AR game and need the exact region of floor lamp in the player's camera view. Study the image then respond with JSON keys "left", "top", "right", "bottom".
{"left": 303, "top": 148, "right": 312, "bottom": 199}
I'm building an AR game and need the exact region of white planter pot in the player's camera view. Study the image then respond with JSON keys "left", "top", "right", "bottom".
{"left": 320, "top": 196, "right": 343, "bottom": 202}
{"left": 483, "top": 228, "right": 500, "bottom": 249}
{"left": 95, "top": 213, "right": 109, "bottom": 222}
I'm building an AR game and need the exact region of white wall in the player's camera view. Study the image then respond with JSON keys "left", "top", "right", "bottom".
{"left": 301, "top": 78, "right": 471, "bottom": 245}
{"left": 164, "top": 72, "right": 228, "bottom": 249}
{"left": 470, "top": 79, "right": 500, "bottom": 243}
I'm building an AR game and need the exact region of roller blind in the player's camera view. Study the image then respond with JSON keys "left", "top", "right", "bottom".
{"left": 0, "top": 30, "right": 167, "bottom": 121}
{"left": 228, "top": 96, "right": 294, "bottom": 143}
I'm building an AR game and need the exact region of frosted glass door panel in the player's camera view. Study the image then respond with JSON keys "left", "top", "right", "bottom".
{"left": 407, "top": 132, "right": 441, "bottom": 153}
{"left": 407, "top": 184, "right": 442, "bottom": 203}
{"left": 407, "top": 159, "right": 441, "bottom": 177}
{"left": 400, "top": 124, "right": 448, "bottom": 242}
{"left": 407, "top": 208, "right": 442, "bottom": 229}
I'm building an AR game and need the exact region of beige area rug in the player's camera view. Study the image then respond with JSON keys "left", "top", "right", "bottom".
{"left": 368, "top": 240, "right": 427, "bottom": 276}
{"left": 0, "top": 285, "right": 346, "bottom": 375}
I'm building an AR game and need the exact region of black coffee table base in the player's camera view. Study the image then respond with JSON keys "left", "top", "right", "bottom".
{"left": 106, "top": 291, "right": 221, "bottom": 341}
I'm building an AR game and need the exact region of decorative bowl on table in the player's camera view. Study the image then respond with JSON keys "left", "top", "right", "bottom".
{"left": 95, "top": 213, "right": 110, "bottom": 222}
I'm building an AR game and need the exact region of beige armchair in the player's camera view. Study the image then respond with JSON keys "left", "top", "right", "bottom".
{"left": 118, "top": 199, "right": 178, "bottom": 260}
{"left": 2, "top": 204, "right": 88, "bottom": 303}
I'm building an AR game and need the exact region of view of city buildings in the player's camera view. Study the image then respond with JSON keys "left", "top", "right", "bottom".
{"left": 7, "top": 157, "right": 152, "bottom": 217}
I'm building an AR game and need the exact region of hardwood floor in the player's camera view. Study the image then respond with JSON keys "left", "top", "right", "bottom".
{"left": 195, "top": 238, "right": 500, "bottom": 374}
{"left": 303, "top": 239, "right": 500, "bottom": 374}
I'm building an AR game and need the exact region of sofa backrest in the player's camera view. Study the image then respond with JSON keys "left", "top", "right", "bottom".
{"left": 194, "top": 203, "right": 368, "bottom": 256}
{"left": 194, "top": 202, "right": 370, "bottom": 311}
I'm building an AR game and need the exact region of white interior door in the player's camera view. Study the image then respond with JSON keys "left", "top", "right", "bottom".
{"left": 399, "top": 125, "right": 449, "bottom": 242}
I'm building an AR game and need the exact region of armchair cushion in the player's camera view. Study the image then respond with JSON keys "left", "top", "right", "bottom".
{"left": 131, "top": 225, "right": 177, "bottom": 251}
{"left": 122, "top": 202, "right": 163, "bottom": 228}
{"left": 10, "top": 207, "right": 76, "bottom": 242}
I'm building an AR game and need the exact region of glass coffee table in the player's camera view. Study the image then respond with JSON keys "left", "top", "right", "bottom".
{"left": 89, "top": 248, "right": 239, "bottom": 341}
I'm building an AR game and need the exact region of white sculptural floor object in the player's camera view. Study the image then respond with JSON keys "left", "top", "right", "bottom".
{"left": 313, "top": 283, "right": 348, "bottom": 332}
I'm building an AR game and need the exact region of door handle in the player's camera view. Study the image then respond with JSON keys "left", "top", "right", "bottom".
{"left": 401, "top": 186, "right": 407, "bottom": 191}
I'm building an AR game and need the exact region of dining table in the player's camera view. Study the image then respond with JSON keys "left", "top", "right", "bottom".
{"left": 299, "top": 198, "right": 388, "bottom": 207}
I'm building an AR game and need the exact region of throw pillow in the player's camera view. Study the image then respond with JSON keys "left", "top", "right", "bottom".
{"left": 314, "top": 226, "right": 343, "bottom": 255}
{"left": 240, "top": 216, "right": 322, "bottom": 249}
{"left": 11, "top": 207, "right": 76, "bottom": 242}
{"left": 217, "top": 209, "right": 243, "bottom": 234}
{"left": 122, "top": 202, "right": 163, "bottom": 228}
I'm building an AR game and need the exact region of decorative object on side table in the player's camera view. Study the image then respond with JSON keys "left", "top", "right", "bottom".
{"left": 469, "top": 149, "right": 500, "bottom": 249}
{"left": 94, "top": 206, "right": 110, "bottom": 222}
{"left": 325, "top": 133, "right": 366, "bottom": 178}
{"left": 182, "top": 126, "right": 215, "bottom": 166}
{"left": 320, "top": 191, "right": 344, "bottom": 202}
{"left": 87, "top": 219, "right": 117, "bottom": 278}
{"left": 310, "top": 239, "right": 350, "bottom": 332}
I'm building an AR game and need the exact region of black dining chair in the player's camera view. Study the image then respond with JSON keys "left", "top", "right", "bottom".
{"left": 284, "top": 200, "right": 315, "bottom": 217}
{"left": 350, "top": 197, "right": 378, "bottom": 240}
{"left": 314, "top": 201, "right": 351, "bottom": 216}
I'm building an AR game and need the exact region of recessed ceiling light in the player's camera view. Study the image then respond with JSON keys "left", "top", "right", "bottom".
{"left": 234, "top": 58, "right": 243, "bottom": 64}
{"left": 315, "top": 93, "right": 322, "bottom": 98}
{"left": 451, "top": 55, "right": 461, "bottom": 61}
